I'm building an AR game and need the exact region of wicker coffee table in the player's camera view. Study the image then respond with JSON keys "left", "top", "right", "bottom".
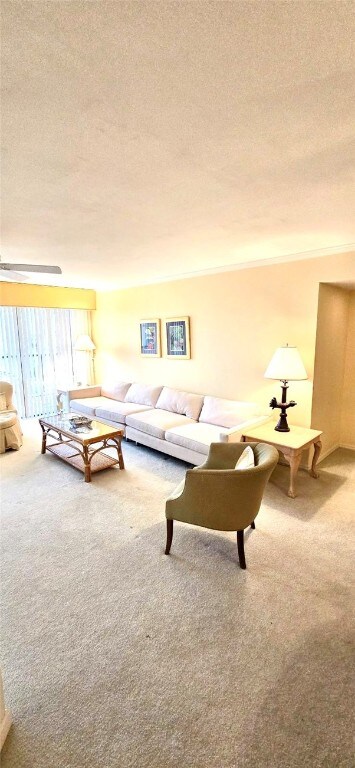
{"left": 39, "top": 414, "right": 124, "bottom": 482}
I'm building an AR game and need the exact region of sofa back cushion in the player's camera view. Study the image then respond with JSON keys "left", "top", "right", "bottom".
{"left": 199, "top": 396, "right": 265, "bottom": 429}
{"left": 125, "top": 382, "right": 163, "bottom": 407}
{"left": 101, "top": 381, "right": 131, "bottom": 401}
{"left": 156, "top": 387, "right": 203, "bottom": 421}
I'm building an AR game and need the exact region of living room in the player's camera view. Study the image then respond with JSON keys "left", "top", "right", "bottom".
{"left": 2, "top": 251, "right": 354, "bottom": 461}
{"left": 1, "top": 2, "right": 355, "bottom": 767}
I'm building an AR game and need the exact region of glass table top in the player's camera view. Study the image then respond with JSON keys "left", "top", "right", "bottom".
{"left": 39, "top": 413, "right": 123, "bottom": 439}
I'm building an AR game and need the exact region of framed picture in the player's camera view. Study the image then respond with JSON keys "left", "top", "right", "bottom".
{"left": 140, "top": 319, "right": 161, "bottom": 357}
{"left": 164, "top": 316, "right": 190, "bottom": 359}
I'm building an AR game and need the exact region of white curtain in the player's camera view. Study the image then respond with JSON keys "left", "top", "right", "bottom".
{"left": 0, "top": 307, "right": 92, "bottom": 417}
{"left": 0, "top": 306, "right": 25, "bottom": 415}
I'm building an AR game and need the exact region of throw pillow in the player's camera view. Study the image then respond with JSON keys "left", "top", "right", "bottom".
{"left": 235, "top": 446, "right": 255, "bottom": 470}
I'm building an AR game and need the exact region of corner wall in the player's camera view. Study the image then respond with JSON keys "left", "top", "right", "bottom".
{"left": 93, "top": 252, "right": 355, "bottom": 445}
{"left": 311, "top": 284, "right": 352, "bottom": 457}
{"left": 341, "top": 291, "right": 355, "bottom": 449}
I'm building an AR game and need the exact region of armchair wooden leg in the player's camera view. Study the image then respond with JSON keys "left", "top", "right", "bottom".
{"left": 165, "top": 519, "right": 173, "bottom": 555}
{"left": 237, "top": 530, "right": 246, "bottom": 569}
{"left": 250, "top": 521, "right": 255, "bottom": 529}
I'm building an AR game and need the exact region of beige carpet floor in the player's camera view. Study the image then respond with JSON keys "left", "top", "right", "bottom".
{"left": 0, "top": 419, "right": 354, "bottom": 768}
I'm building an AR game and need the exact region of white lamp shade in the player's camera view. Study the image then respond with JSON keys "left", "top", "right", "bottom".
{"left": 74, "top": 334, "right": 96, "bottom": 352}
{"left": 264, "top": 345, "right": 308, "bottom": 381}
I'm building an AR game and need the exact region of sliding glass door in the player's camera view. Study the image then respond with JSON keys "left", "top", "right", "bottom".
{"left": 0, "top": 307, "right": 25, "bottom": 415}
{"left": 0, "top": 307, "right": 92, "bottom": 417}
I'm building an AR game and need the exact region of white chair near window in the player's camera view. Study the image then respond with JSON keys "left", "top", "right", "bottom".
{"left": 0, "top": 381, "right": 23, "bottom": 453}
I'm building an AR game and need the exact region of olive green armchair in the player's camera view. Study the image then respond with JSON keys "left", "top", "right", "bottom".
{"left": 165, "top": 442, "right": 278, "bottom": 569}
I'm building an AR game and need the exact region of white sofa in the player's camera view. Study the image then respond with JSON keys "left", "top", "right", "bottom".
{"left": 69, "top": 382, "right": 271, "bottom": 465}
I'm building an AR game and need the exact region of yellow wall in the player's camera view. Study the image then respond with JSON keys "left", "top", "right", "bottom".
{"left": 93, "top": 252, "right": 355, "bottom": 451}
{"left": 311, "top": 284, "right": 352, "bottom": 457}
{"left": 341, "top": 291, "right": 355, "bottom": 449}
{"left": 0, "top": 282, "right": 96, "bottom": 310}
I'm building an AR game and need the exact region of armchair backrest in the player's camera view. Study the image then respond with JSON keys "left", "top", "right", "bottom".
{"left": 0, "top": 381, "right": 15, "bottom": 413}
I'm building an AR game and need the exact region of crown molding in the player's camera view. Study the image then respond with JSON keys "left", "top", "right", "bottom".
{"left": 103, "top": 242, "right": 355, "bottom": 291}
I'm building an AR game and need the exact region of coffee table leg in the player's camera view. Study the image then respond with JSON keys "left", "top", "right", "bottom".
{"left": 83, "top": 445, "right": 91, "bottom": 482}
{"left": 111, "top": 436, "right": 125, "bottom": 469}
{"left": 40, "top": 424, "right": 47, "bottom": 454}
{"left": 117, "top": 437, "right": 124, "bottom": 470}
{"left": 310, "top": 439, "right": 322, "bottom": 479}
{"left": 287, "top": 451, "right": 302, "bottom": 498}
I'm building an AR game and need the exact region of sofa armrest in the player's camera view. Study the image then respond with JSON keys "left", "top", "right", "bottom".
{"left": 219, "top": 414, "right": 272, "bottom": 443}
{"left": 67, "top": 385, "right": 101, "bottom": 399}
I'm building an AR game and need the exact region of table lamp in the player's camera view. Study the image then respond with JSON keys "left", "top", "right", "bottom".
{"left": 74, "top": 334, "right": 96, "bottom": 385}
{"left": 264, "top": 344, "right": 308, "bottom": 432}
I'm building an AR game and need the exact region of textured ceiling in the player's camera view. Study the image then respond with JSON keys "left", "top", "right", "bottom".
{"left": 1, "top": 0, "right": 355, "bottom": 289}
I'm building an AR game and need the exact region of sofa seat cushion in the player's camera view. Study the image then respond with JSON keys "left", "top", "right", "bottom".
{"left": 199, "top": 396, "right": 266, "bottom": 429}
{"left": 126, "top": 409, "right": 196, "bottom": 440}
{"left": 165, "top": 422, "right": 228, "bottom": 455}
{"left": 125, "top": 382, "right": 162, "bottom": 407}
{"left": 69, "top": 397, "right": 108, "bottom": 417}
{"left": 95, "top": 402, "right": 152, "bottom": 424}
{"left": 156, "top": 387, "right": 204, "bottom": 420}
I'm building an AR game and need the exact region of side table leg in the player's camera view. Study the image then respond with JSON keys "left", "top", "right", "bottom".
{"left": 83, "top": 446, "right": 91, "bottom": 482}
{"left": 287, "top": 451, "right": 302, "bottom": 498}
{"left": 56, "top": 392, "right": 64, "bottom": 415}
{"left": 310, "top": 440, "right": 322, "bottom": 479}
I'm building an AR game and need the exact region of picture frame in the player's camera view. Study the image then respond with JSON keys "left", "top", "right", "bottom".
{"left": 164, "top": 316, "right": 190, "bottom": 359}
{"left": 139, "top": 319, "right": 161, "bottom": 357}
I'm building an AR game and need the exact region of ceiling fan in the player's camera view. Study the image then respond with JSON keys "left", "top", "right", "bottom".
{"left": 0, "top": 257, "right": 62, "bottom": 282}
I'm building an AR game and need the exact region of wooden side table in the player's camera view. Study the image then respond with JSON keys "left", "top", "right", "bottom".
{"left": 57, "top": 384, "right": 99, "bottom": 413}
{"left": 240, "top": 422, "right": 323, "bottom": 498}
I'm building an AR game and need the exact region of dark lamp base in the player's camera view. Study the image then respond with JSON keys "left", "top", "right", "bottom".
{"left": 274, "top": 414, "right": 290, "bottom": 432}
{"left": 269, "top": 385, "right": 296, "bottom": 433}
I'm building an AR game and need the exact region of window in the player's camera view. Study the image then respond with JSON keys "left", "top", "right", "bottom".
{"left": 0, "top": 307, "right": 92, "bottom": 417}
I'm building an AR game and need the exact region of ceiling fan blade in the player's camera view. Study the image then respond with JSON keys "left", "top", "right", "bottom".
{"left": 0, "top": 268, "right": 29, "bottom": 281}
{"left": 0, "top": 263, "right": 62, "bottom": 274}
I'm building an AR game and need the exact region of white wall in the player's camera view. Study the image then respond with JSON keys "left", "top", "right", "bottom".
{"left": 93, "top": 251, "right": 355, "bottom": 457}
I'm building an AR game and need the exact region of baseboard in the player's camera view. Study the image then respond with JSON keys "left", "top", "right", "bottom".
{"left": 0, "top": 710, "right": 12, "bottom": 750}
{"left": 317, "top": 443, "right": 355, "bottom": 464}
{"left": 318, "top": 444, "right": 340, "bottom": 463}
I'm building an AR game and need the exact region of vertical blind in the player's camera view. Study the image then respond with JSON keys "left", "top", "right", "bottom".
{"left": 0, "top": 307, "right": 92, "bottom": 417}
